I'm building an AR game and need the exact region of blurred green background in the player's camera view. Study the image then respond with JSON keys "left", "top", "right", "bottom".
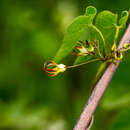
{"left": 0, "top": 0, "right": 130, "bottom": 130}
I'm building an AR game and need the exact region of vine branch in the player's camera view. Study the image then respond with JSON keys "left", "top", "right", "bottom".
{"left": 73, "top": 24, "right": 130, "bottom": 130}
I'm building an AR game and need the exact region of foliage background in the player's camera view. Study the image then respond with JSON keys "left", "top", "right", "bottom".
{"left": 0, "top": 0, "right": 130, "bottom": 130}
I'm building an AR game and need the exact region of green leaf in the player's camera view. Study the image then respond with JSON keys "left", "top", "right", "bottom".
{"left": 54, "top": 16, "right": 92, "bottom": 63}
{"left": 54, "top": 6, "right": 97, "bottom": 63}
{"left": 119, "top": 11, "right": 129, "bottom": 28}
{"left": 85, "top": 6, "right": 97, "bottom": 20}
{"left": 95, "top": 11, "right": 118, "bottom": 29}
{"left": 95, "top": 11, "right": 118, "bottom": 51}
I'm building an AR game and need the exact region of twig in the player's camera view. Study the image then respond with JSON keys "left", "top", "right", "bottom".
{"left": 66, "top": 59, "right": 100, "bottom": 69}
{"left": 73, "top": 24, "right": 130, "bottom": 130}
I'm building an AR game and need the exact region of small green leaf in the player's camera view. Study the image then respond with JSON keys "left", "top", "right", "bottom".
{"left": 54, "top": 16, "right": 92, "bottom": 63}
{"left": 95, "top": 11, "right": 118, "bottom": 29}
{"left": 119, "top": 11, "right": 129, "bottom": 28}
{"left": 85, "top": 6, "right": 97, "bottom": 20}
{"left": 95, "top": 11, "right": 118, "bottom": 50}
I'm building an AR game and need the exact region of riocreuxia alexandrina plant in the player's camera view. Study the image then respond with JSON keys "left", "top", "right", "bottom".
{"left": 44, "top": 6, "right": 130, "bottom": 77}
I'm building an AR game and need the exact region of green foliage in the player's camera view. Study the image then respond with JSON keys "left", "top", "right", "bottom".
{"left": 54, "top": 6, "right": 97, "bottom": 63}
{"left": 0, "top": 1, "right": 130, "bottom": 130}
{"left": 52, "top": 7, "right": 130, "bottom": 130}
{"left": 54, "top": 16, "right": 92, "bottom": 63}
{"left": 54, "top": 6, "right": 129, "bottom": 65}
{"left": 95, "top": 11, "right": 117, "bottom": 47}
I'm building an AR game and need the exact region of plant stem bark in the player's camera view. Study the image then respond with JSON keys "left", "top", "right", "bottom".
{"left": 73, "top": 24, "right": 130, "bottom": 130}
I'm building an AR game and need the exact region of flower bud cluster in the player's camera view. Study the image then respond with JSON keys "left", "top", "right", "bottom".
{"left": 73, "top": 40, "right": 94, "bottom": 56}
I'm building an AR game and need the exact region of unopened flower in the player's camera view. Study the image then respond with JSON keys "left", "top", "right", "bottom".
{"left": 44, "top": 61, "right": 66, "bottom": 77}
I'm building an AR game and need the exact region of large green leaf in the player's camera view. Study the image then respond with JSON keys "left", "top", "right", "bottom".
{"left": 54, "top": 6, "right": 97, "bottom": 63}
{"left": 95, "top": 11, "right": 118, "bottom": 50}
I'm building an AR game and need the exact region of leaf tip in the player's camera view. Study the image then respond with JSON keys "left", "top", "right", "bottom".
{"left": 85, "top": 6, "right": 97, "bottom": 19}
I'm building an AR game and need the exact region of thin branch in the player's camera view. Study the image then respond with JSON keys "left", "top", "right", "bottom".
{"left": 73, "top": 24, "right": 130, "bottom": 130}
{"left": 66, "top": 59, "right": 100, "bottom": 69}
